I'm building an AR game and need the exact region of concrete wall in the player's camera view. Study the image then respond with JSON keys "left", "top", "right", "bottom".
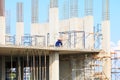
{"left": 31, "top": 23, "right": 48, "bottom": 46}
{"left": 16, "top": 22, "right": 24, "bottom": 45}
{"left": 0, "top": 16, "right": 5, "bottom": 45}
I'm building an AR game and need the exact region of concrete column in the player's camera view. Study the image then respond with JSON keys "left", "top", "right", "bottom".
{"left": 101, "top": 20, "right": 111, "bottom": 80}
{"left": 49, "top": 52, "right": 59, "bottom": 80}
{"left": 35, "top": 58, "right": 38, "bottom": 80}
{"left": 33, "top": 55, "right": 35, "bottom": 80}
{"left": 84, "top": 16, "right": 94, "bottom": 49}
{"left": 16, "top": 22, "right": 24, "bottom": 45}
{"left": 102, "top": 20, "right": 110, "bottom": 53}
{"left": 21, "top": 58, "right": 24, "bottom": 80}
{"left": 17, "top": 57, "right": 21, "bottom": 80}
{"left": 31, "top": 23, "right": 39, "bottom": 46}
{"left": 49, "top": 8, "right": 59, "bottom": 46}
{"left": 38, "top": 55, "right": 41, "bottom": 80}
{"left": 0, "top": 16, "right": 5, "bottom": 45}
{"left": 71, "top": 58, "right": 76, "bottom": 80}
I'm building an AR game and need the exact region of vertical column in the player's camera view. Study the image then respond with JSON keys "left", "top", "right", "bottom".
{"left": 101, "top": 0, "right": 111, "bottom": 79}
{"left": 0, "top": 16, "right": 5, "bottom": 44}
{"left": 71, "top": 58, "right": 76, "bottom": 80}
{"left": 38, "top": 55, "right": 41, "bottom": 80}
{"left": 17, "top": 57, "right": 21, "bottom": 80}
{"left": 21, "top": 57, "right": 24, "bottom": 80}
{"left": 49, "top": 8, "right": 59, "bottom": 46}
{"left": 33, "top": 55, "right": 35, "bottom": 80}
{"left": 31, "top": 0, "right": 38, "bottom": 23}
{"left": 49, "top": 0, "right": 59, "bottom": 46}
{"left": 49, "top": 52, "right": 59, "bottom": 80}
{"left": 84, "top": 16, "right": 94, "bottom": 49}
{"left": 0, "top": 0, "right": 5, "bottom": 45}
{"left": 84, "top": 0, "right": 94, "bottom": 49}
{"left": 16, "top": 2, "right": 24, "bottom": 45}
{"left": 35, "top": 56, "right": 39, "bottom": 80}
{"left": 102, "top": 21, "right": 111, "bottom": 80}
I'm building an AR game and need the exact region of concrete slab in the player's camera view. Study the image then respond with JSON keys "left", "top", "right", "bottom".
{"left": 0, "top": 45, "right": 100, "bottom": 55}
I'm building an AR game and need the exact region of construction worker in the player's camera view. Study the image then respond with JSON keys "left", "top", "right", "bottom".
{"left": 55, "top": 39, "right": 63, "bottom": 47}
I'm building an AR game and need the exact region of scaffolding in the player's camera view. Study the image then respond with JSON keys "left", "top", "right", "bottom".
{"left": 94, "top": 24, "right": 102, "bottom": 49}
{"left": 59, "top": 30, "right": 85, "bottom": 48}
{"left": 5, "top": 35, "right": 15, "bottom": 45}
{"left": 59, "top": 54, "right": 109, "bottom": 80}
{"left": 21, "top": 34, "right": 46, "bottom": 46}
{"left": 111, "top": 50, "right": 120, "bottom": 80}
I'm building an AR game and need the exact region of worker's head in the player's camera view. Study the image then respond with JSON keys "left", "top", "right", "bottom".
{"left": 58, "top": 38, "right": 62, "bottom": 41}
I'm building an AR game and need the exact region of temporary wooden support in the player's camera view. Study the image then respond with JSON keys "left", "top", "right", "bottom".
{"left": 39, "top": 53, "right": 41, "bottom": 80}
{"left": 1, "top": 56, "right": 5, "bottom": 80}
{"left": 33, "top": 52, "right": 35, "bottom": 80}
{"left": 17, "top": 56, "right": 21, "bottom": 80}
{"left": 45, "top": 51, "right": 47, "bottom": 80}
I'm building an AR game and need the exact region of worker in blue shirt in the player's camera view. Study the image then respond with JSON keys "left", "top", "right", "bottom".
{"left": 55, "top": 39, "right": 63, "bottom": 47}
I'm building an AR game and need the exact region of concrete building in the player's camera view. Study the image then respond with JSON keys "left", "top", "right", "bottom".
{"left": 0, "top": 0, "right": 112, "bottom": 80}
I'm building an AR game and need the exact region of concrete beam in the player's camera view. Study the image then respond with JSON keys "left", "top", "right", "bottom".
{"left": 49, "top": 52, "right": 59, "bottom": 80}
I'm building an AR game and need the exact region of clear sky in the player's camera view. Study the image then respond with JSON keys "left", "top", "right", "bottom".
{"left": 5, "top": 0, "right": 120, "bottom": 45}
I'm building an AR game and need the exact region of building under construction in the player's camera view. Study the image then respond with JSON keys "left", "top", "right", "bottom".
{"left": 0, "top": 0, "right": 113, "bottom": 80}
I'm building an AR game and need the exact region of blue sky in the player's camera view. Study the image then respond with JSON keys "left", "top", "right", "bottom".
{"left": 5, "top": 0, "right": 120, "bottom": 44}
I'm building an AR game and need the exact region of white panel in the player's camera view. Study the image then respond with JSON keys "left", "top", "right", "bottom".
{"left": 16, "top": 22, "right": 24, "bottom": 45}
{"left": 49, "top": 8, "right": 59, "bottom": 46}
{"left": 0, "top": 17, "right": 5, "bottom": 45}
{"left": 84, "top": 16, "right": 94, "bottom": 49}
